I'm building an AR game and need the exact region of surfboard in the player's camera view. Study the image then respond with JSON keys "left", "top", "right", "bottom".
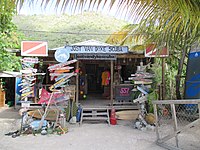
{"left": 21, "top": 90, "right": 34, "bottom": 97}
{"left": 48, "top": 59, "right": 77, "bottom": 70}
{"left": 49, "top": 66, "right": 74, "bottom": 71}
{"left": 28, "top": 109, "right": 58, "bottom": 121}
{"left": 54, "top": 70, "right": 70, "bottom": 73}
{"left": 50, "top": 72, "right": 75, "bottom": 77}
{"left": 116, "top": 110, "right": 140, "bottom": 120}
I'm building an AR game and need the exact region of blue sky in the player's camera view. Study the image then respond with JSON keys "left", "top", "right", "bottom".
{"left": 18, "top": 0, "right": 118, "bottom": 15}
{"left": 17, "top": 0, "right": 134, "bottom": 23}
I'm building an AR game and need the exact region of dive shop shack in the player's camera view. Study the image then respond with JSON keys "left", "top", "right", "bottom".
{"left": 48, "top": 40, "right": 150, "bottom": 107}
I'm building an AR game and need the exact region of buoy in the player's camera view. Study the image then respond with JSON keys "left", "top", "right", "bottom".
{"left": 83, "top": 95, "right": 87, "bottom": 99}
{"left": 145, "top": 113, "right": 155, "bottom": 125}
{"left": 110, "top": 107, "right": 117, "bottom": 125}
{"left": 41, "top": 129, "right": 47, "bottom": 135}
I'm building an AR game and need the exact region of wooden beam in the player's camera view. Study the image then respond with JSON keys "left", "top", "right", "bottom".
{"left": 117, "top": 54, "right": 145, "bottom": 59}
{"left": 110, "top": 60, "right": 114, "bottom": 106}
{"left": 157, "top": 119, "right": 200, "bottom": 144}
{"left": 198, "top": 103, "right": 200, "bottom": 119}
{"left": 76, "top": 61, "right": 79, "bottom": 104}
{"left": 14, "top": 78, "right": 17, "bottom": 109}
{"left": 156, "top": 142, "right": 182, "bottom": 150}
{"left": 153, "top": 104, "right": 160, "bottom": 141}
{"left": 162, "top": 58, "right": 165, "bottom": 100}
{"left": 171, "top": 104, "right": 179, "bottom": 148}
{"left": 153, "top": 99, "right": 200, "bottom": 105}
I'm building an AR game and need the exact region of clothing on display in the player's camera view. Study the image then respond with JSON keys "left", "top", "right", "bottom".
{"left": 101, "top": 71, "right": 110, "bottom": 86}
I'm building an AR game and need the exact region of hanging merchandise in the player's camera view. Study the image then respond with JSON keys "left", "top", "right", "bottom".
{"left": 48, "top": 59, "right": 77, "bottom": 91}
{"left": 101, "top": 69, "right": 110, "bottom": 86}
{"left": 19, "top": 57, "right": 39, "bottom": 101}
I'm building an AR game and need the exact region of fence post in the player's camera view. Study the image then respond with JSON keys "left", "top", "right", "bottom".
{"left": 153, "top": 104, "right": 160, "bottom": 141}
{"left": 171, "top": 104, "right": 179, "bottom": 148}
{"left": 198, "top": 103, "right": 200, "bottom": 119}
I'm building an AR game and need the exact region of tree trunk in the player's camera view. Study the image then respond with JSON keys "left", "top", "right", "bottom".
{"left": 175, "top": 47, "right": 188, "bottom": 99}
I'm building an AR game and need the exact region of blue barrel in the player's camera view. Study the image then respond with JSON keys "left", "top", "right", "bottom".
{"left": 184, "top": 50, "right": 200, "bottom": 113}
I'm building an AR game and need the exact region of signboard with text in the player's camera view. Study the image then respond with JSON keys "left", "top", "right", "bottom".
{"left": 58, "top": 45, "right": 128, "bottom": 54}
{"left": 76, "top": 54, "right": 116, "bottom": 60}
{"left": 115, "top": 85, "right": 133, "bottom": 101}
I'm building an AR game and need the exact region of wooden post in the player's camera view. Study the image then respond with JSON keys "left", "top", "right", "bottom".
{"left": 171, "top": 104, "right": 179, "bottom": 148}
{"left": 76, "top": 61, "right": 79, "bottom": 105}
{"left": 14, "top": 78, "right": 17, "bottom": 109}
{"left": 153, "top": 104, "right": 160, "bottom": 141}
{"left": 162, "top": 58, "right": 165, "bottom": 100}
{"left": 198, "top": 103, "right": 200, "bottom": 119}
{"left": 110, "top": 60, "right": 114, "bottom": 106}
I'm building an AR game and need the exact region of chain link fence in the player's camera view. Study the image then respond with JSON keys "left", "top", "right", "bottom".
{"left": 153, "top": 100, "right": 200, "bottom": 150}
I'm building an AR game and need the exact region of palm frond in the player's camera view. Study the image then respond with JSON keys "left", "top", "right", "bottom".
{"left": 16, "top": 0, "right": 200, "bottom": 51}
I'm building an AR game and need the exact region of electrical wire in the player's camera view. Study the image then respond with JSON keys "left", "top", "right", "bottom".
{"left": 18, "top": 29, "right": 143, "bottom": 36}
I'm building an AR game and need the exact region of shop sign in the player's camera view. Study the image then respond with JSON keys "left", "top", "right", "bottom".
{"left": 75, "top": 54, "right": 116, "bottom": 60}
{"left": 58, "top": 45, "right": 128, "bottom": 54}
{"left": 115, "top": 85, "right": 133, "bottom": 101}
{"left": 21, "top": 57, "right": 39, "bottom": 63}
{"left": 21, "top": 101, "right": 31, "bottom": 108}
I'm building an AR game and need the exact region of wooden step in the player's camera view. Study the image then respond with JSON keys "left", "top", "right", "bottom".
{"left": 82, "top": 107, "right": 110, "bottom": 110}
{"left": 82, "top": 112, "right": 109, "bottom": 116}
{"left": 80, "top": 107, "right": 110, "bottom": 125}
{"left": 82, "top": 117, "right": 108, "bottom": 120}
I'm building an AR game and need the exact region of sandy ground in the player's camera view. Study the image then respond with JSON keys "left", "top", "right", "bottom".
{"left": 0, "top": 107, "right": 164, "bottom": 150}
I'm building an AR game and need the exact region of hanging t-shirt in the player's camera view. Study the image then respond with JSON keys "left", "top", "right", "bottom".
{"left": 101, "top": 71, "right": 110, "bottom": 86}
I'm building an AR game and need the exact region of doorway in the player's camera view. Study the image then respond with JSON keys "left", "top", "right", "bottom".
{"left": 79, "top": 61, "right": 111, "bottom": 106}
{"left": 85, "top": 63, "right": 104, "bottom": 94}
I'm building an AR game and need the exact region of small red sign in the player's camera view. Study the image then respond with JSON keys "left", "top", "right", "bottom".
{"left": 21, "top": 41, "right": 48, "bottom": 56}
{"left": 145, "top": 44, "right": 168, "bottom": 57}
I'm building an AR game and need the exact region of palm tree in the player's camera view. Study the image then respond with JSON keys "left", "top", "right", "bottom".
{"left": 106, "top": 24, "right": 146, "bottom": 53}
{"left": 16, "top": 0, "right": 200, "bottom": 99}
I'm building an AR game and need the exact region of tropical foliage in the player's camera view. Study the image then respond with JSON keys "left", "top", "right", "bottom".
{"left": 106, "top": 24, "right": 145, "bottom": 53}
{"left": 130, "top": 0, "right": 200, "bottom": 99}
{"left": 0, "top": 0, "right": 22, "bottom": 71}
{"left": 102, "top": 0, "right": 199, "bottom": 99}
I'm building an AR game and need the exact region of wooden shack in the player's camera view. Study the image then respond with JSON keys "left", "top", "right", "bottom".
{"left": 40, "top": 40, "right": 152, "bottom": 108}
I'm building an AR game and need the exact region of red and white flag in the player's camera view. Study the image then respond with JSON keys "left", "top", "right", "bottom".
{"left": 145, "top": 44, "right": 168, "bottom": 57}
{"left": 21, "top": 41, "right": 48, "bottom": 56}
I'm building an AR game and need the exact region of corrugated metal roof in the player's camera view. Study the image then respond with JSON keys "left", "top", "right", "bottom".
{"left": 50, "top": 39, "right": 113, "bottom": 50}
{"left": 71, "top": 39, "right": 113, "bottom": 46}
{"left": 0, "top": 71, "right": 21, "bottom": 77}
